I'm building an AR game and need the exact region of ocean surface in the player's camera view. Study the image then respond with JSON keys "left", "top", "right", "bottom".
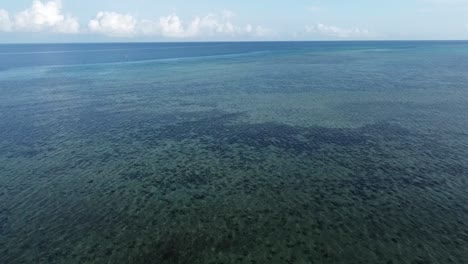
{"left": 1, "top": 41, "right": 468, "bottom": 264}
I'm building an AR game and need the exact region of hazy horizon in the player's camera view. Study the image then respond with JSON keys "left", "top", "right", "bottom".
{"left": 2, "top": 40, "right": 468, "bottom": 45}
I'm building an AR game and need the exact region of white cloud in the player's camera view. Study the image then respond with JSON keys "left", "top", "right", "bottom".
{"left": 0, "top": 9, "right": 12, "bottom": 32}
{"left": 246, "top": 24, "right": 274, "bottom": 37}
{"left": 139, "top": 12, "right": 273, "bottom": 39}
{"left": 1, "top": 2, "right": 272, "bottom": 39}
{"left": 306, "top": 23, "right": 371, "bottom": 38}
{"left": 88, "top": 11, "right": 137, "bottom": 37}
{"left": 13, "top": 0, "right": 79, "bottom": 33}
{"left": 157, "top": 14, "right": 187, "bottom": 37}
{"left": 187, "top": 14, "right": 241, "bottom": 36}
{"left": 138, "top": 19, "right": 159, "bottom": 36}
{"left": 88, "top": 11, "right": 272, "bottom": 39}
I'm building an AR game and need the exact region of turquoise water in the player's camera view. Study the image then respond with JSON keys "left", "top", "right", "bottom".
{"left": 1, "top": 42, "right": 468, "bottom": 263}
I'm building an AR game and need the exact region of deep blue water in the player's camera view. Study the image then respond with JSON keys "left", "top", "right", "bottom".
{"left": 1, "top": 41, "right": 468, "bottom": 264}
{"left": 1, "top": 41, "right": 467, "bottom": 70}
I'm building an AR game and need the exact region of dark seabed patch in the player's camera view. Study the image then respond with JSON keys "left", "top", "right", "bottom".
{"left": 1, "top": 109, "right": 468, "bottom": 264}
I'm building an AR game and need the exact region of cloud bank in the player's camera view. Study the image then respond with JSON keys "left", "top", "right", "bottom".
{"left": 0, "top": 0, "right": 79, "bottom": 33}
{"left": 305, "top": 23, "right": 371, "bottom": 38}
{"left": 88, "top": 12, "right": 137, "bottom": 37}
{"left": 0, "top": 9, "right": 12, "bottom": 32}
{"left": 140, "top": 13, "right": 273, "bottom": 38}
{"left": 86, "top": 11, "right": 273, "bottom": 38}
{"left": 0, "top": 0, "right": 386, "bottom": 40}
{"left": 0, "top": 0, "right": 273, "bottom": 39}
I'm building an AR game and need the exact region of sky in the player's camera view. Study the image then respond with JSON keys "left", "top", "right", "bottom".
{"left": 0, "top": 0, "right": 467, "bottom": 43}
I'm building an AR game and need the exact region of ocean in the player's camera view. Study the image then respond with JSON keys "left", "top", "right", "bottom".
{"left": 1, "top": 41, "right": 468, "bottom": 263}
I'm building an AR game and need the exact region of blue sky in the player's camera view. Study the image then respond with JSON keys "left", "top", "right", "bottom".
{"left": 0, "top": 0, "right": 467, "bottom": 42}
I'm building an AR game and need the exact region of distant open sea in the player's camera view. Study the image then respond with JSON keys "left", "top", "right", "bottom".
{"left": 1, "top": 41, "right": 468, "bottom": 264}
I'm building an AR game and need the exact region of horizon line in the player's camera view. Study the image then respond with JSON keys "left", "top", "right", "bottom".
{"left": 1, "top": 39, "right": 468, "bottom": 45}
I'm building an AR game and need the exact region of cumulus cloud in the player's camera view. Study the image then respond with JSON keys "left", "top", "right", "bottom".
{"left": 0, "top": 9, "right": 12, "bottom": 32}
{"left": 157, "top": 14, "right": 187, "bottom": 37}
{"left": 88, "top": 11, "right": 137, "bottom": 37}
{"left": 139, "top": 12, "right": 273, "bottom": 39}
{"left": 306, "top": 23, "right": 371, "bottom": 38}
{"left": 245, "top": 24, "right": 274, "bottom": 37}
{"left": 1, "top": 2, "right": 272, "bottom": 39}
{"left": 13, "top": 0, "right": 79, "bottom": 33}
{"left": 86, "top": 10, "right": 272, "bottom": 39}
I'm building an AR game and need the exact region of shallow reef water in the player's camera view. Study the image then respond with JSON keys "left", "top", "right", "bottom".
{"left": 1, "top": 42, "right": 468, "bottom": 263}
